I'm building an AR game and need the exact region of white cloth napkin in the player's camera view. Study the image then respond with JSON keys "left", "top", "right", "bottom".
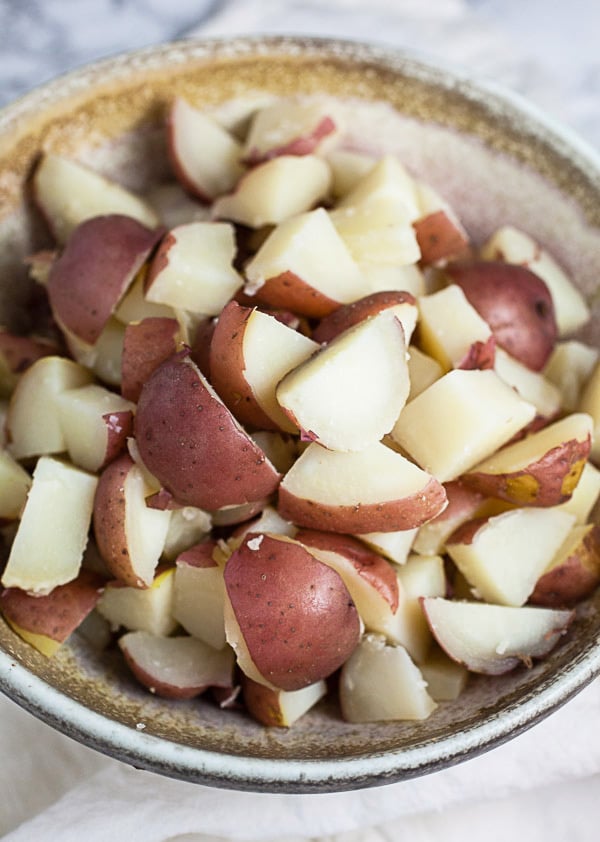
{"left": 3, "top": 1, "right": 600, "bottom": 839}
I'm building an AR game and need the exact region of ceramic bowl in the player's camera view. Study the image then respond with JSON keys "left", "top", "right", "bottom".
{"left": 1, "top": 36, "right": 600, "bottom": 793}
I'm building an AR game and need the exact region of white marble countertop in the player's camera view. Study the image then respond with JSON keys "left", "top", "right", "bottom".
{"left": 1, "top": 1, "right": 600, "bottom": 840}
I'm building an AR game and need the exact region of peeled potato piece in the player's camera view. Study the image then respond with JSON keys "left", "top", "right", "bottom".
{"left": 97, "top": 567, "right": 176, "bottom": 636}
{"left": 173, "top": 542, "right": 227, "bottom": 650}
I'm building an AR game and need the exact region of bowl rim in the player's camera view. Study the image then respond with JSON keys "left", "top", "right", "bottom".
{"left": 2, "top": 34, "right": 600, "bottom": 793}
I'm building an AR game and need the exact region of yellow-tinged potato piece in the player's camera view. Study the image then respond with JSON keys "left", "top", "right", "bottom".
{"left": 392, "top": 369, "right": 536, "bottom": 482}
{"left": 97, "top": 567, "right": 176, "bottom": 636}
{"left": 529, "top": 523, "right": 600, "bottom": 607}
{"left": 0, "top": 450, "right": 32, "bottom": 520}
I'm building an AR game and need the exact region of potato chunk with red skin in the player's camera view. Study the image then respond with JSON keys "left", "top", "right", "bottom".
{"left": 134, "top": 350, "right": 280, "bottom": 510}
{"left": 224, "top": 533, "right": 361, "bottom": 691}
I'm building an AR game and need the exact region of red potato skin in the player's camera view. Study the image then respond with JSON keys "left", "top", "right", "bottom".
{"left": 120, "top": 648, "right": 212, "bottom": 699}
{"left": 241, "top": 674, "right": 297, "bottom": 726}
{"left": 210, "top": 499, "right": 269, "bottom": 527}
{"left": 189, "top": 316, "right": 217, "bottom": 379}
{"left": 47, "top": 215, "right": 163, "bottom": 345}
{"left": 462, "top": 435, "right": 591, "bottom": 507}
{"left": 134, "top": 351, "right": 280, "bottom": 510}
{"left": 101, "top": 410, "right": 134, "bottom": 470}
{"left": 278, "top": 476, "right": 448, "bottom": 534}
{"left": 445, "top": 261, "right": 558, "bottom": 371}
{"left": 244, "top": 116, "right": 337, "bottom": 166}
{"left": 446, "top": 516, "right": 489, "bottom": 547}
{"left": 0, "top": 331, "right": 58, "bottom": 376}
{"left": 529, "top": 524, "right": 600, "bottom": 607}
{"left": 312, "top": 291, "right": 417, "bottom": 344}
{"left": 251, "top": 271, "right": 343, "bottom": 319}
{"left": 413, "top": 209, "right": 471, "bottom": 266}
{"left": 121, "top": 317, "right": 182, "bottom": 402}
{"left": 0, "top": 569, "right": 105, "bottom": 642}
{"left": 295, "top": 529, "right": 399, "bottom": 612}
{"left": 224, "top": 533, "right": 360, "bottom": 691}
{"left": 93, "top": 453, "right": 148, "bottom": 588}
{"left": 457, "top": 336, "right": 496, "bottom": 371}
{"left": 209, "top": 300, "right": 281, "bottom": 430}
{"left": 166, "top": 101, "right": 212, "bottom": 203}
{"left": 176, "top": 540, "right": 219, "bottom": 569}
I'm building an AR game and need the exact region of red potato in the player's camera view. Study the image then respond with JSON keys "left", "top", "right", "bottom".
{"left": 0, "top": 568, "right": 105, "bottom": 657}
{"left": 114, "top": 273, "right": 176, "bottom": 325}
{"left": 413, "top": 209, "right": 470, "bottom": 266}
{"left": 295, "top": 529, "right": 399, "bottom": 633}
{"left": 168, "top": 97, "right": 244, "bottom": 202}
{"left": 162, "top": 507, "right": 212, "bottom": 561}
{"left": 0, "top": 331, "right": 58, "bottom": 397}
{"left": 134, "top": 351, "right": 280, "bottom": 510}
{"left": 212, "top": 155, "right": 331, "bottom": 228}
{"left": 338, "top": 155, "right": 420, "bottom": 221}
{"left": 119, "top": 631, "right": 235, "bottom": 700}
{"left": 445, "top": 261, "right": 558, "bottom": 371}
{"left": 0, "top": 450, "right": 32, "bottom": 521}
{"left": 64, "top": 317, "right": 126, "bottom": 388}
{"left": 406, "top": 345, "right": 444, "bottom": 400}
{"left": 1, "top": 456, "right": 98, "bottom": 594}
{"left": 326, "top": 149, "right": 376, "bottom": 198}
{"left": 242, "top": 674, "right": 327, "bottom": 727}
{"left": 495, "top": 348, "right": 562, "bottom": 426}
{"left": 529, "top": 524, "right": 600, "bottom": 607}
{"left": 244, "top": 208, "right": 366, "bottom": 318}
{"left": 446, "top": 508, "right": 576, "bottom": 607}
{"left": 47, "top": 214, "right": 163, "bottom": 345}
{"left": 355, "top": 528, "right": 418, "bottom": 566}
{"left": 339, "top": 634, "right": 436, "bottom": 723}
{"left": 330, "top": 197, "right": 421, "bottom": 266}
{"left": 210, "top": 499, "right": 269, "bottom": 527}
{"left": 33, "top": 153, "right": 159, "bottom": 244}
{"left": 556, "top": 461, "right": 600, "bottom": 524}
{"left": 121, "top": 317, "right": 183, "bottom": 402}
{"left": 462, "top": 413, "right": 593, "bottom": 507}
{"left": 390, "top": 554, "right": 447, "bottom": 663}
{"left": 419, "top": 646, "right": 469, "bottom": 702}
{"left": 57, "top": 383, "right": 135, "bottom": 473}
{"left": 243, "top": 100, "right": 338, "bottom": 164}
{"left": 311, "top": 290, "right": 417, "bottom": 345}
{"left": 276, "top": 309, "right": 410, "bottom": 452}
{"left": 422, "top": 597, "right": 574, "bottom": 675}
{"left": 412, "top": 480, "right": 488, "bottom": 556}
{"left": 93, "top": 454, "right": 172, "bottom": 589}
{"left": 278, "top": 441, "right": 447, "bottom": 533}
{"left": 97, "top": 567, "right": 176, "bottom": 636}
{"left": 250, "top": 431, "right": 297, "bottom": 475}
{"left": 173, "top": 541, "right": 227, "bottom": 649}
{"left": 543, "top": 340, "right": 598, "bottom": 411}
{"left": 209, "top": 300, "right": 319, "bottom": 431}
{"left": 223, "top": 532, "right": 361, "bottom": 691}
{"left": 144, "top": 222, "right": 242, "bottom": 315}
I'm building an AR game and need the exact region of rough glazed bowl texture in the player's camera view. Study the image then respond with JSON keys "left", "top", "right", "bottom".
{"left": 1, "top": 36, "right": 600, "bottom": 793}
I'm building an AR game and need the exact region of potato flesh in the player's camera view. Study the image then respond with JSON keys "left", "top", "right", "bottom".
{"left": 173, "top": 561, "right": 227, "bottom": 650}
{"left": 2, "top": 456, "right": 97, "bottom": 594}
{"left": 494, "top": 348, "right": 562, "bottom": 420}
{"left": 447, "top": 508, "right": 576, "bottom": 607}
{"left": 392, "top": 369, "right": 537, "bottom": 482}
{"left": 0, "top": 450, "right": 32, "bottom": 519}
{"left": 355, "top": 528, "right": 418, "bottom": 565}
{"left": 417, "top": 285, "right": 492, "bottom": 371}
{"left": 243, "top": 100, "right": 337, "bottom": 161}
{"left": 97, "top": 569, "right": 176, "bottom": 636}
{"left": 387, "top": 554, "right": 446, "bottom": 662}
{"left": 544, "top": 340, "right": 599, "bottom": 411}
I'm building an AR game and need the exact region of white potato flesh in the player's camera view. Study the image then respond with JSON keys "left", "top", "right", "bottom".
{"left": 170, "top": 98, "right": 244, "bottom": 199}
{"left": 355, "top": 528, "right": 418, "bottom": 565}
{"left": 447, "top": 508, "right": 576, "bottom": 607}
{"left": 7, "top": 356, "right": 93, "bottom": 460}
{"left": 260, "top": 681, "right": 328, "bottom": 726}
{"left": 245, "top": 207, "right": 365, "bottom": 303}
{"left": 34, "top": 154, "right": 158, "bottom": 244}
{"left": 97, "top": 568, "right": 176, "bottom": 636}
{"left": 146, "top": 222, "right": 242, "bottom": 315}
{"left": 340, "top": 634, "right": 436, "bottom": 722}
{"left": 57, "top": 384, "right": 135, "bottom": 472}
{"left": 145, "top": 182, "right": 212, "bottom": 229}
{"left": 495, "top": 348, "right": 562, "bottom": 420}
{"left": 249, "top": 432, "right": 297, "bottom": 475}
{"left": 556, "top": 461, "right": 600, "bottom": 523}
{"left": 119, "top": 630, "right": 234, "bottom": 692}
{"left": 338, "top": 155, "right": 421, "bottom": 221}
{"left": 162, "top": 507, "right": 212, "bottom": 561}
{"left": 243, "top": 99, "right": 338, "bottom": 160}
{"left": 578, "top": 360, "right": 600, "bottom": 464}
{"left": 276, "top": 310, "right": 409, "bottom": 451}
{"left": 361, "top": 262, "right": 425, "bottom": 297}
{"left": 467, "top": 412, "right": 592, "bottom": 476}
{"left": 0, "top": 450, "right": 32, "bottom": 519}
{"left": 384, "top": 554, "right": 446, "bottom": 662}
{"left": 330, "top": 198, "right": 421, "bottom": 265}
{"left": 2, "top": 456, "right": 97, "bottom": 593}
{"left": 481, "top": 225, "right": 590, "bottom": 335}
{"left": 122, "top": 467, "right": 172, "bottom": 587}
{"left": 212, "top": 155, "right": 331, "bottom": 228}
{"left": 327, "top": 149, "right": 375, "bottom": 198}
{"left": 65, "top": 318, "right": 126, "bottom": 387}
{"left": 281, "top": 442, "right": 438, "bottom": 507}
{"left": 407, "top": 345, "right": 444, "bottom": 400}
{"left": 422, "top": 597, "right": 573, "bottom": 675}
{"left": 417, "top": 285, "right": 492, "bottom": 371}
{"left": 544, "top": 340, "right": 599, "bottom": 411}
{"left": 392, "top": 369, "right": 537, "bottom": 482}
{"left": 173, "top": 561, "right": 227, "bottom": 650}
{"left": 241, "top": 309, "right": 319, "bottom": 432}
{"left": 420, "top": 647, "right": 469, "bottom": 701}
{"left": 114, "top": 274, "right": 176, "bottom": 324}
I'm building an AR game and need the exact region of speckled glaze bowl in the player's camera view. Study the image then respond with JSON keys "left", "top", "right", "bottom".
{"left": 1, "top": 36, "right": 600, "bottom": 793}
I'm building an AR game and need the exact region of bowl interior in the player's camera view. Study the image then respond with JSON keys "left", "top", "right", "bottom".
{"left": 1, "top": 36, "right": 600, "bottom": 792}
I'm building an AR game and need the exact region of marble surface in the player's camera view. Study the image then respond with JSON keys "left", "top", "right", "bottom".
{"left": 2, "top": 1, "right": 600, "bottom": 840}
